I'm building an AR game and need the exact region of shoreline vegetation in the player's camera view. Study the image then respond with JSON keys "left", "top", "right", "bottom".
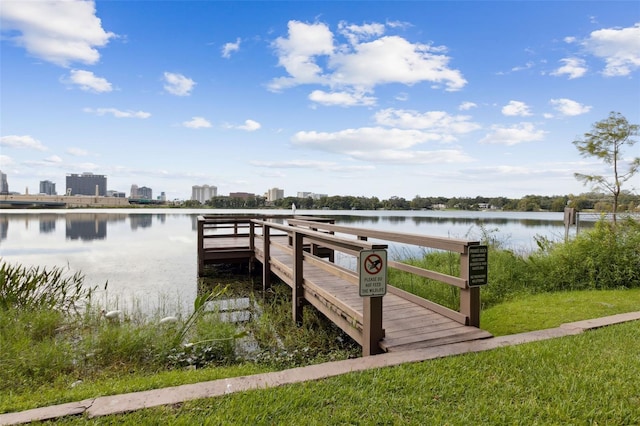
{"left": 1, "top": 217, "right": 639, "bottom": 421}
{"left": 2, "top": 190, "right": 640, "bottom": 212}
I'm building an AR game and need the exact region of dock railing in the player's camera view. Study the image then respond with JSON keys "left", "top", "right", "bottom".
{"left": 197, "top": 215, "right": 335, "bottom": 275}
{"left": 252, "top": 218, "right": 388, "bottom": 355}
{"left": 197, "top": 214, "right": 485, "bottom": 355}
{"left": 286, "top": 218, "right": 482, "bottom": 327}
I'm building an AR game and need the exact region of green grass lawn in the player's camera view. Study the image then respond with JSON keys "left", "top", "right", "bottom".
{"left": 481, "top": 287, "right": 640, "bottom": 335}
{"left": 3, "top": 288, "right": 640, "bottom": 424}
{"left": 51, "top": 320, "right": 640, "bottom": 425}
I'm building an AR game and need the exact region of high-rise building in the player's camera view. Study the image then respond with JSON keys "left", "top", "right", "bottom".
{"left": 66, "top": 173, "right": 106, "bottom": 196}
{"left": 39, "top": 180, "right": 57, "bottom": 195}
{"left": 138, "top": 186, "right": 152, "bottom": 200}
{"left": 267, "top": 187, "right": 284, "bottom": 202}
{"left": 130, "top": 184, "right": 139, "bottom": 198}
{"left": 191, "top": 185, "right": 217, "bottom": 204}
{"left": 0, "top": 170, "right": 8, "bottom": 194}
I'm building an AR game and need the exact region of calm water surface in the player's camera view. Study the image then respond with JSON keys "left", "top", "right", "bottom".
{"left": 0, "top": 208, "right": 576, "bottom": 314}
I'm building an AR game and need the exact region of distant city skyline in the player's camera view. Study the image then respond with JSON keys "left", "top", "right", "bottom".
{"left": 1, "top": 2, "right": 639, "bottom": 200}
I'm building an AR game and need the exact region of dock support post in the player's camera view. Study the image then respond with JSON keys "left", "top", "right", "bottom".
{"left": 363, "top": 296, "right": 384, "bottom": 356}
{"left": 292, "top": 231, "right": 304, "bottom": 325}
{"left": 262, "top": 224, "right": 271, "bottom": 291}
{"left": 197, "top": 217, "right": 204, "bottom": 276}
{"left": 460, "top": 245, "right": 481, "bottom": 327}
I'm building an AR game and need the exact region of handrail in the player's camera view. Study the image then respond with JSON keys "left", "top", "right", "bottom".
{"left": 198, "top": 214, "right": 484, "bottom": 355}
{"left": 251, "top": 219, "right": 386, "bottom": 252}
{"left": 253, "top": 218, "right": 387, "bottom": 355}
{"left": 286, "top": 218, "right": 481, "bottom": 327}
{"left": 287, "top": 218, "right": 472, "bottom": 253}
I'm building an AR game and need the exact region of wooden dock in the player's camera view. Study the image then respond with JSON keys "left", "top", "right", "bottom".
{"left": 197, "top": 215, "right": 491, "bottom": 356}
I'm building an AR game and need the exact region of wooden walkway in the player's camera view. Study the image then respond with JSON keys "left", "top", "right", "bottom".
{"left": 198, "top": 215, "right": 491, "bottom": 355}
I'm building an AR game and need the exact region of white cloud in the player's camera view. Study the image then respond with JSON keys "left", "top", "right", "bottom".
{"left": 551, "top": 57, "right": 588, "bottom": 79}
{"left": 182, "top": 117, "right": 211, "bottom": 129}
{"left": 269, "top": 21, "right": 335, "bottom": 91}
{"left": 309, "top": 90, "right": 376, "bottom": 107}
{"left": 251, "top": 160, "right": 374, "bottom": 172}
{"left": 511, "top": 61, "right": 534, "bottom": 72}
{"left": 293, "top": 127, "right": 438, "bottom": 152}
{"left": 329, "top": 35, "right": 466, "bottom": 91}
{"left": 479, "top": 122, "right": 547, "bottom": 146}
{"left": 67, "top": 147, "right": 88, "bottom": 156}
{"left": 44, "top": 155, "right": 63, "bottom": 164}
{"left": 501, "top": 101, "right": 532, "bottom": 117}
{"left": 349, "top": 148, "right": 473, "bottom": 164}
{"left": 163, "top": 72, "right": 196, "bottom": 96}
{"left": 83, "top": 107, "right": 151, "bottom": 118}
{"left": 0, "top": 0, "right": 115, "bottom": 67}
{"left": 222, "top": 38, "right": 241, "bottom": 58}
{"left": 582, "top": 23, "right": 640, "bottom": 76}
{"left": 0, "top": 135, "right": 47, "bottom": 151}
{"left": 238, "top": 119, "right": 261, "bottom": 131}
{"left": 459, "top": 101, "right": 477, "bottom": 111}
{"left": 373, "top": 108, "right": 481, "bottom": 137}
{"left": 66, "top": 69, "right": 112, "bottom": 93}
{"left": 549, "top": 98, "right": 592, "bottom": 116}
{"left": 269, "top": 20, "right": 466, "bottom": 95}
{"left": 338, "top": 21, "right": 385, "bottom": 45}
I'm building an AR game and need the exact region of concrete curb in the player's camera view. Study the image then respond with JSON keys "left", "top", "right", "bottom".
{"left": 2, "top": 311, "right": 639, "bottom": 425}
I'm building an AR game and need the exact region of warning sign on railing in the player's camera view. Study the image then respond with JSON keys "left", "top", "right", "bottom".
{"left": 468, "top": 245, "right": 488, "bottom": 287}
{"left": 359, "top": 249, "right": 387, "bottom": 297}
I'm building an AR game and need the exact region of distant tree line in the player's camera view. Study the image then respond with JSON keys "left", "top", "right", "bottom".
{"left": 180, "top": 191, "right": 639, "bottom": 212}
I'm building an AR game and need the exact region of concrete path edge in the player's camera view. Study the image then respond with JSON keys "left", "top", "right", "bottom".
{"left": 2, "top": 311, "right": 639, "bottom": 425}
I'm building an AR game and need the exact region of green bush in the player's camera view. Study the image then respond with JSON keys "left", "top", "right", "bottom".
{"left": 527, "top": 217, "right": 640, "bottom": 291}
{"left": 392, "top": 217, "right": 640, "bottom": 309}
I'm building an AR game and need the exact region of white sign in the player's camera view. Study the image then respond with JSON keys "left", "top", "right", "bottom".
{"left": 359, "top": 249, "right": 387, "bottom": 297}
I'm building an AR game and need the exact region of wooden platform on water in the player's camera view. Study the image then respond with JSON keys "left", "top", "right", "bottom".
{"left": 198, "top": 216, "right": 492, "bottom": 355}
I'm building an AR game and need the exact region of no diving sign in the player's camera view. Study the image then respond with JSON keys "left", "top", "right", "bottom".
{"left": 359, "top": 249, "right": 387, "bottom": 297}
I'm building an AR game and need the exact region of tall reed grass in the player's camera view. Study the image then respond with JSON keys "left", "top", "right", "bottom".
{"left": 389, "top": 217, "right": 640, "bottom": 310}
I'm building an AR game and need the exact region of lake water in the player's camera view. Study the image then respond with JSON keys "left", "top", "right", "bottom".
{"left": 0, "top": 208, "right": 579, "bottom": 315}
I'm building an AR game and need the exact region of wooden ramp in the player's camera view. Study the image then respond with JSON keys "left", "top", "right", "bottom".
{"left": 197, "top": 215, "right": 492, "bottom": 355}
{"left": 253, "top": 238, "right": 491, "bottom": 352}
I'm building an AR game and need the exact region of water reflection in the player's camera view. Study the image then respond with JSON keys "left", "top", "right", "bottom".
{"left": 0, "top": 209, "right": 582, "bottom": 316}
{"left": 66, "top": 215, "right": 107, "bottom": 241}
{"left": 331, "top": 214, "right": 564, "bottom": 228}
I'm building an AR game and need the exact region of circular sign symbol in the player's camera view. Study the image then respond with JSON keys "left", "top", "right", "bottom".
{"left": 365, "top": 254, "right": 383, "bottom": 275}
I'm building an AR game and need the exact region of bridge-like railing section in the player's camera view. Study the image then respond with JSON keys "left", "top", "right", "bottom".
{"left": 285, "top": 218, "right": 481, "bottom": 327}
{"left": 197, "top": 215, "right": 485, "bottom": 356}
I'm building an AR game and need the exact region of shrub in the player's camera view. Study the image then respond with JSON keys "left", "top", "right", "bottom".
{"left": 527, "top": 217, "right": 640, "bottom": 291}
{"left": 391, "top": 217, "right": 640, "bottom": 310}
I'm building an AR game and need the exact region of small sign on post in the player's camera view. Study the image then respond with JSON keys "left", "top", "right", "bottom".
{"left": 359, "top": 249, "right": 387, "bottom": 297}
{"left": 468, "top": 245, "right": 488, "bottom": 287}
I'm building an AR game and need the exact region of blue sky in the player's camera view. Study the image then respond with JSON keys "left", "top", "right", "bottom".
{"left": 1, "top": 1, "right": 639, "bottom": 201}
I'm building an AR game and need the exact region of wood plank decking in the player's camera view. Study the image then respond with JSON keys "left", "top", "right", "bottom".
{"left": 253, "top": 238, "right": 491, "bottom": 352}
{"left": 198, "top": 216, "right": 491, "bottom": 355}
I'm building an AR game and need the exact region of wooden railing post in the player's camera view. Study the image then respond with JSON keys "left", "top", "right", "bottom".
{"left": 262, "top": 224, "right": 271, "bottom": 291}
{"left": 292, "top": 230, "right": 304, "bottom": 324}
{"left": 197, "top": 217, "right": 204, "bottom": 276}
{"left": 363, "top": 296, "right": 384, "bottom": 356}
{"left": 459, "top": 245, "right": 480, "bottom": 327}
